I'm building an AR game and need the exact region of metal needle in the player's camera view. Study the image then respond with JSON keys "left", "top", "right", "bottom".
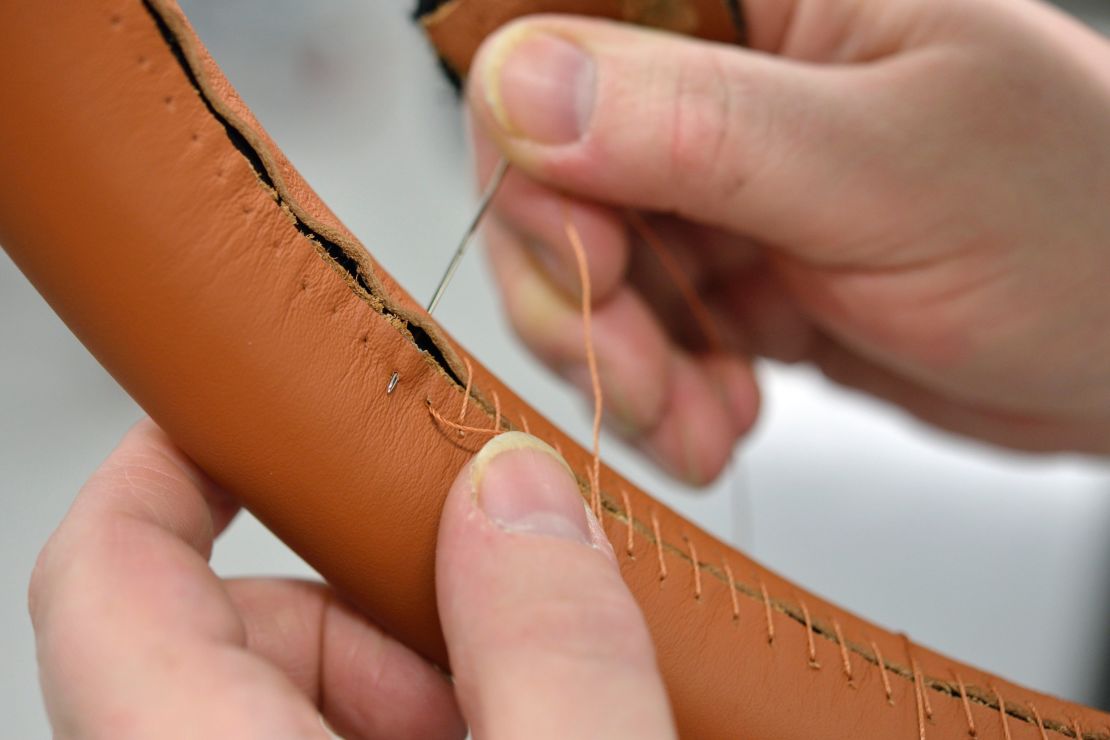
{"left": 387, "top": 157, "right": 510, "bottom": 395}
{"left": 425, "top": 156, "right": 509, "bottom": 315}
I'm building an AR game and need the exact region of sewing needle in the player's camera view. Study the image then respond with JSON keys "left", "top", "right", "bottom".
{"left": 387, "top": 157, "right": 509, "bottom": 395}
{"left": 426, "top": 156, "right": 509, "bottom": 315}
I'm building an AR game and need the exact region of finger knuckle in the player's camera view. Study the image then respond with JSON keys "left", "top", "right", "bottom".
{"left": 664, "top": 49, "right": 756, "bottom": 211}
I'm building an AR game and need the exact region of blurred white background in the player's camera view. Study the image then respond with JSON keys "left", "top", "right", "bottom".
{"left": 2, "top": 0, "right": 1109, "bottom": 736}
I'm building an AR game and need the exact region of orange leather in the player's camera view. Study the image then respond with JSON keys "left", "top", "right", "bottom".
{"left": 421, "top": 0, "right": 744, "bottom": 76}
{"left": 1, "top": 1, "right": 1107, "bottom": 738}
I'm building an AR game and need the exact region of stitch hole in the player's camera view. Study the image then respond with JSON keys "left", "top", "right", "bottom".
{"left": 109, "top": 12, "right": 123, "bottom": 29}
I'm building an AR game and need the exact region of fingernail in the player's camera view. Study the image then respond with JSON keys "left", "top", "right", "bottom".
{"left": 472, "top": 432, "right": 591, "bottom": 544}
{"left": 482, "top": 29, "right": 596, "bottom": 144}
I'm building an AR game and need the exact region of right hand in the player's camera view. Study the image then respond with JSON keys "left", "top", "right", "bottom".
{"left": 466, "top": 0, "right": 1110, "bottom": 485}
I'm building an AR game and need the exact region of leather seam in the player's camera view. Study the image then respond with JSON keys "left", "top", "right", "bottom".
{"left": 142, "top": 0, "right": 473, "bottom": 394}
{"left": 137, "top": 1, "right": 1105, "bottom": 736}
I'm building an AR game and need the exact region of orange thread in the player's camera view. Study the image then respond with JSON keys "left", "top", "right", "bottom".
{"left": 650, "top": 510, "right": 667, "bottom": 581}
{"left": 723, "top": 560, "right": 740, "bottom": 620}
{"left": 620, "top": 489, "right": 635, "bottom": 557}
{"left": 687, "top": 537, "right": 702, "bottom": 600}
{"left": 955, "top": 674, "right": 976, "bottom": 737}
{"left": 457, "top": 357, "right": 475, "bottom": 435}
{"left": 903, "top": 637, "right": 934, "bottom": 721}
{"left": 520, "top": 415, "right": 531, "bottom": 435}
{"left": 917, "top": 661, "right": 933, "bottom": 719}
{"left": 832, "top": 619, "right": 853, "bottom": 682}
{"left": 914, "top": 659, "right": 934, "bottom": 719}
{"left": 562, "top": 200, "right": 602, "bottom": 520}
{"left": 1026, "top": 703, "right": 1047, "bottom": 740}
{"left": 759, "top": 580, "right": 775, "bottom": 644}
{"left": 799, "top": 599, "right": 820, "bottom": 669}
{"left": 428, "top": 401, "right": 501, "bottom": 437}
{"left": 491, "top": 390, "right": 502, "bottom": 432}
{"left": 871, "top": 641, "right": 894, "bottom": 706}
{"left": 991, "top": 687, "right": 1011, "bottom": 740}
{"left": 626, "top": 210, "right": 723, "bottom": 353}
{"left": 913, "top": 665, "right": 927, "bottom": 740}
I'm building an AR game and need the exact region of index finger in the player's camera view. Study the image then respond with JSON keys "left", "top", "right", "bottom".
{"left": 27, "top": 419, "right": 329, "bottom": 738}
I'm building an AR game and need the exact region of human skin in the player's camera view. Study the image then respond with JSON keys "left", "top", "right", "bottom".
{"left": 28, "top": 423, "right": 675, "bottom": 739}
{"left": 468, "top": 0, "right": 1110, "bottom": 485}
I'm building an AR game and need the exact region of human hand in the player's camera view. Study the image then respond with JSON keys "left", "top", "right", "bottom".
{"left": 466, "top": 0, "right": 1110, "bottom": 484}
{"left": 29, "top": 421, "right": 673, "bottom": 739}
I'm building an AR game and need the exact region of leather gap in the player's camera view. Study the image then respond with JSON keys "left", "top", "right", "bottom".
{"left": 138, "top": 3, "right": 1103, "bottom": 736}
{"left": 141, "top": 0, "right": 462, "bottom": 388}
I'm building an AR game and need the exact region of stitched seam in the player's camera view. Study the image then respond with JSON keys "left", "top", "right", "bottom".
{"left": 140, "top": 2, "right": 1106, "bottom": 736}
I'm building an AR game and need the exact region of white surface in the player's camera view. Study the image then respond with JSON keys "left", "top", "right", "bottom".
{"left": 2, "top": 1, "right": 1109, "bottom": 736}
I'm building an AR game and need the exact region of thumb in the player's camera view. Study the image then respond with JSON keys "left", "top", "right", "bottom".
{"left": 467, "top": 16, "right": 872, "bottom": 249}
{"left": 436, "top": 432, "right": 675, "bottom": 740}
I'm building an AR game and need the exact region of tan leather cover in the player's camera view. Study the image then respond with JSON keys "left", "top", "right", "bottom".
{"left": 421, "top": 0, "right": 745, "bottom": 76}
{"left": 1, "top": 1, "right": 1106, "bottom": 738}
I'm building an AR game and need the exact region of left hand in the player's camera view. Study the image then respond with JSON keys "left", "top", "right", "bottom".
{"left": 28, "top": 420, "right": 673, "bottom": 739}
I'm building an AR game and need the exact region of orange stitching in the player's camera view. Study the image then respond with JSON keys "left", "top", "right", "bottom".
{"left": 620, "top": 489, "right": 635, "bottom": 557}
{"left": 457, "top": 357, "right": 474, "bottom": 435}
{"left": 955, "top": 674, "right": 976, "bottom": 737}
{"left": 723, "top": 560, "right": 740, "bottom": 621}
{"left": 914, "top": 659, "right": 934, "bottom": 719}
{"left": 687, "top": 537, "right": 702, "bottom": 600}
{"left": 759, "top": 580, "right": 775, "bottom": 644}
{"left": 992, "top": 686, "right": 1011, "bottom": 740}
{"left": 832, "top": 619, "right": 853, "bottom": 682}
{"left": 871, "top": 641, "right": 894, "bottom": 706}
{"left": 491, "top": 390, "right": 502, "bottom": 432}
{"left": 913, "top": 663, "right": 927, "bottom": 740}
{"left": 799, "top": 599, "right": 820, "bottom": 669}
{"left": 562, "top": 200, "right": 602, "bottom": 521}
{"left": 428, "top": 391, "right": 1096, "bottom": 739}
{"left": 651, "top": 510, "right": 667, "bottom": 582}
{"left": 520, "top": 414, "right": 531, "bottom": 435}
{"left": 1027, "top": 703, "right": 1048, "bottom": 740}
{"left": 428, "top": 401, "right": 501, "bottom": 436}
